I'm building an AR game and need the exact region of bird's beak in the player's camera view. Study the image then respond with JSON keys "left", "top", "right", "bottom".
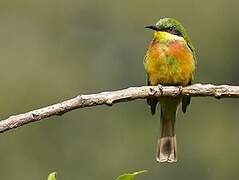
{"left": 144, "top": 25, "right": 160, "bottom": 31}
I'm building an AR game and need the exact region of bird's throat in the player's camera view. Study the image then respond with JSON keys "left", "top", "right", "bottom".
{"left": 153, "top": 31, "right": 183, "bottom": 43}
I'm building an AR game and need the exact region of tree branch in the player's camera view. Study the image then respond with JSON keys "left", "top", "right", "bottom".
{"left": 0, "top": 83, "right": 238, "bottom": 133}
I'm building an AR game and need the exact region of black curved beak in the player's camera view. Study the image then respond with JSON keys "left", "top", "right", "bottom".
{"left": 144, "top": 25, "right": 160, "bottom": 31}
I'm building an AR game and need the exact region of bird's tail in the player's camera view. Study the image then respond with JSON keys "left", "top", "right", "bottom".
{"left": 156, "top": 105, "right": 177, "bottom": 163}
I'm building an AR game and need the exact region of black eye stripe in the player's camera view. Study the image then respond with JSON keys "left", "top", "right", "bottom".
{"left": 164, "top": 27, "right": 182, "bottom": 37}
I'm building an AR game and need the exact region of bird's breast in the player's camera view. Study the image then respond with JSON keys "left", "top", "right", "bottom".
{"left": 144, "top": 39, "right": 195, "bottom": 86}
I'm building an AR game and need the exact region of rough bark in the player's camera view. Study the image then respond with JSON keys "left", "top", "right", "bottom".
{"left": 0, "top": 83, "right": 238, "bottom": 133}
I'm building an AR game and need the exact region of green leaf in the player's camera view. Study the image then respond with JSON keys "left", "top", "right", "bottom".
{"left": 115, "top": 170, "right": 147, "bottom": 180}
{"left": 47, "top": 172, "right": 57, "bottom": 180}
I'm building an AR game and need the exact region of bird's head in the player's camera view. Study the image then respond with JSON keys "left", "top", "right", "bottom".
{"left": 145, "top": 18, "right": 185, "bottom": 38}
{"left": 145, "top": 18, "right": 195, "bottom": 52}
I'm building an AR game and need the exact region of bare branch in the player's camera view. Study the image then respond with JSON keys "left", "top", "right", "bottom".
{"left": 0, "top": 83, "right": 238, "bottom": 133}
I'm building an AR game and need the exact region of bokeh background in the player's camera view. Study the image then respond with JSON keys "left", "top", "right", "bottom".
{"left": 0, "top": 0, "right": 238, "bottom": 180}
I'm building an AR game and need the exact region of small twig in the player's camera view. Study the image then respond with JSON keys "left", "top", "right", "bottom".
{"left": 0, "top": 83, "right": 238, "bottom": 133}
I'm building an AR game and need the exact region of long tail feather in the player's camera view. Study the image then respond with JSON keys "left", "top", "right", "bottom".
{"left": 156, "top": 98, "right": 179, "bottom": 163}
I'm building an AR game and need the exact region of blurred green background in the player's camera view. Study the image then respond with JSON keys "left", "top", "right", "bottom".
{"left": 0, "top": 0, "right": 238, "bottom": 180}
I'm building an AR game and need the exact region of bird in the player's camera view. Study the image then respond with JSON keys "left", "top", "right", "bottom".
{"left": 143, "top": 18, "right": 196, "bottom": 163}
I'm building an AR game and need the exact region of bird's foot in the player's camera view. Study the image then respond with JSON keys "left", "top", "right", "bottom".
{"left": 178, "top": 85, "right": 183, "bottom": 95}
{"left": 157, "top": 84, "right": 163, "bottom": 95}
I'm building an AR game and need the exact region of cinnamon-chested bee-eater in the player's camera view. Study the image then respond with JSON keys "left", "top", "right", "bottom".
{"left": 143, "top": 18, "right": 196, "bottom": 162}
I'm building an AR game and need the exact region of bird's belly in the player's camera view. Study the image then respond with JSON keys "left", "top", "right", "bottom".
{"left": 147, "top": 58, "right": 190, "bottom": 86}
{"left": 145, "top": 42, "right": 195, "bottom": 86}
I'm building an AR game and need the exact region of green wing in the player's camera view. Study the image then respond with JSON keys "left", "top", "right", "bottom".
{"left": 144, "top": 53, "right": 158, "bottom": 115}
{"left": 182, "top": 31, "right": 196, "bottom": 114}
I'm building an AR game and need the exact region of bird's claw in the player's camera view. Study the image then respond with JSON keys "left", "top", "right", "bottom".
{"left": 158, "top": 84, "right": 163, "bottom": 95}
{"left": 178, "top": 85, "right": 183, "bottom": 95}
